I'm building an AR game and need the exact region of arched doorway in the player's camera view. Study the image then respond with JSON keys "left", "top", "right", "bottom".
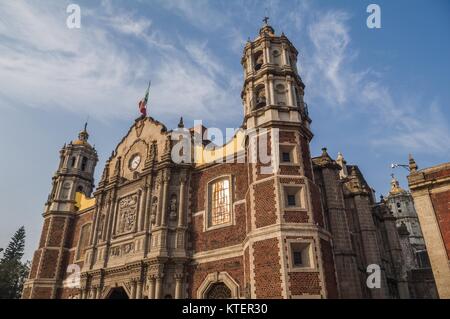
{"left": 107, "top": 287, "right": 129, "bottom": 299}
{"left": 205, "top": 282, "right": 232, "bottom": 299}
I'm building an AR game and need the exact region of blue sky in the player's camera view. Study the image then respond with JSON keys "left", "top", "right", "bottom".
{"left": 0, "top": 0, "right": 449, "bottom": 260}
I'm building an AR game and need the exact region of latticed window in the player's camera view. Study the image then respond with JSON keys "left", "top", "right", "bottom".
{"left": 206, "top": 283, "right": 232, "bottom": 299}
{"left": 209, "top": 178, "right": 231, "bottom": 227}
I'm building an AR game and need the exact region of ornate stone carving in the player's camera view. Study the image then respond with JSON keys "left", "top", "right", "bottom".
{"left": 109, "top": 242, "right": 135, "bottom": 257}
{"left": 117, "top": 195, "right": 138, "bottom": 234}
{"left": 110, "top": 246, "right": 120, "bottom": 256}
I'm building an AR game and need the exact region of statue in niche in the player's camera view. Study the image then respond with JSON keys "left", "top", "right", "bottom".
{"left": 97, "top": 214, "right": 105, "bottom": 239}
{"left": 169, "top": 194, "right": 177, "bottom": 220}
{"left": 150, "top": 197, "right": 158, "bottom": 224}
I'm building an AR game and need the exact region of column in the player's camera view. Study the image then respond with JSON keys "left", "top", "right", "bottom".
{"left": 156, "top": 175, "right": 164, "bottom": 226}
{"left": 161, "top": 174, "right": 170, "bottom": 227}
{"left": 136, "top": 281, "right": 143, "bottom": 299}
{"left": 177, "top": 176, "right": 186, "bottom": 228}
{"left": 90, "top": 287, "right": 96, "bottom": 299}
{"left": 264, "top": 77, "right": 270, "bottom": 107}
{"left": 155, "top": 275, "right": 163, "bottom": 299}
{"left": 282, "top": 44, "right": 289, "bottom": 67}
{"left": 130, "top": 281, "right": 137, "bottom": 299}
{"left": 143, "top": 183, "right": 152, "bottom": 231}
{"left": 147, "top": 277, "right": 155, "bottom": 299}
{"left": 136, "top": 189, "right": 145, "bottom": 232}
{"left": 79, "top": 288, "right": 85, "bottom": 299}
{"left": 268, "top": 77, "right": 275, "bottom": 105}
{"left": 96, "top": 287, "right": 102, "bottom": 299}
{"left": 175, "top": 274, "right": 183, "bottom": 299}
{"left": 89, "top": 204, "right": 101, "bottom": 245}
{"left": 139, "top": 187, "right": 147, "bottom": 231}
{"left": 286, "top": 78, "right": 293, "bottom": 107}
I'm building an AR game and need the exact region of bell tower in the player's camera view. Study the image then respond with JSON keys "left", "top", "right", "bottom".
{"left": 46, "top": 123, "right": 98, "bottom": 208}
{"left": 243, "top": 19, "right": 338, "bottom": 298}
{"left": 23, "top": 124, "right": 98, "bottom": 299}
{"left": 241, "top": 17, "right": 310, "bottom": 130}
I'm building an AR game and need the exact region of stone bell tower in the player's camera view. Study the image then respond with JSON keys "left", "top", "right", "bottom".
{"left": 23, "top": 124, "right": 98, "bottom": 299}
{"left": 241, "top": 17, "right": 310, "bottom": 130}
{"left": 241, "top": 19, "right": 337, "bottom": 298}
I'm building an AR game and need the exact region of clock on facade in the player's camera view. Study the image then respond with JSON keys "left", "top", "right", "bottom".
{"left": 129, "top": 154, "right": 141, "bottom": 171}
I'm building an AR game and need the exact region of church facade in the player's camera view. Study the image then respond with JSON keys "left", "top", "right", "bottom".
{"left": 23, "top": 22, "right": 419, "bottom": 299}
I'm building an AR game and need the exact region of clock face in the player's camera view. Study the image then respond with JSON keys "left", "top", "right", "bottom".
{"left": 130, "top": 154, "right": 141, "bottom": 171}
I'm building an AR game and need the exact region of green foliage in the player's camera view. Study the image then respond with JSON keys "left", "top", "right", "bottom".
{"left": 0, "top": 226, "right": 30, "bottom": 299}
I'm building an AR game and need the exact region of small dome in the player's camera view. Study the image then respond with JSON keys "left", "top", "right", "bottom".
{"left": 72, "top": 122, "right": 91, "bottom": 147}
{"left": 389, "top": 174, "right": 407, "bottom": 195}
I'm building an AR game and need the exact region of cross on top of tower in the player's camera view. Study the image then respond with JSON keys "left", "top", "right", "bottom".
{"left": 263, "top": 16, "right": 269, "bottom": 25}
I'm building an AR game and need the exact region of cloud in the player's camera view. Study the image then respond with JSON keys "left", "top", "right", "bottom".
{"left": 0, "top": 0, "right": 242, "bottom": 125}
{"left": 301, "top": 6, "right": 450, "bottom": 153}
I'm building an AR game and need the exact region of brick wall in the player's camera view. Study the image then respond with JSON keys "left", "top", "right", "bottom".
{"left": 39, "top": 250, "right": 59, "bottom": 278}
{"left": 253, "top": 238, "right": 283, "bottom": 298}
{"left": 288, "top": 272, "right": 321, "bottom": 296}
{"left": 253, "top": 180, "right": 277, "bottom": 228}
{"left": 431, "top": 190, "right": 450, "bottom": 259}
{"left": 47, "top": 217, "right": 66, "bottom": 246}
{"left": 191, "top": 203, "right": 246, "bottom": 252}
{"left": 284, "top": 211, "right": 309, "bottom": 223}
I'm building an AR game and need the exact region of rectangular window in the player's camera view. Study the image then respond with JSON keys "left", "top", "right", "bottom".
{"left": 290, "top": 242, "right": 311, "bottom": 269}
{"left": 209, "top": 178, "right": 231, "bottom": 227}
{"left": 287, "top": 194, "right": 296, "bottom": 206}
{"left": 293, "top": 251, "right": 303, "bottom": 266}
{"left": 279, "top": 145, "right": 295, "bottom": 164}
{"left": 284, "top": 186, "right": 302, "bottom": 209}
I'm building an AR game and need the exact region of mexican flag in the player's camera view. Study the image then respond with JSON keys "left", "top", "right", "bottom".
{"left": 139, "top": 81, "right": 151, "bottom": 116}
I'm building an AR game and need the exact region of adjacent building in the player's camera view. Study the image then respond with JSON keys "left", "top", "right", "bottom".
{"left": 408, "top": 156, "right": 450, "bottom": 298}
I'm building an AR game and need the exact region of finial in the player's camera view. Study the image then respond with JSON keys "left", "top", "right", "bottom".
{"left": 408, "top": 154, "right": 418, "bottom": 172}
{"left": 178, "top": 117, "right": 184, "bottom": 128}
{"left": 84, "top": 121, "right": 88, "bottom": 132}
{"left": 321, "top": 147, "right": 328, "bottom": 156}
{"left": 263, "top": 16, "right": 269, "bottom": 25}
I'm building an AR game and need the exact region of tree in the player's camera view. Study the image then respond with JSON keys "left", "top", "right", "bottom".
{"left": 0, "top": 226, "right": 30, "bottom": 299}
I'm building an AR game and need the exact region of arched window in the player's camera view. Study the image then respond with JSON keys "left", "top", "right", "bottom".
{"left": 81, "top": 156, "right": 88, "bottom": 171}
{"left": 254, "top": 51, "right": 263, "bottom": 71}
{"left": 70, "top": 157, "right": 76, "bottom": 168}
{"left": 255, "top": 85, "right": 266, "bottom": 109}
{"left": 206, "top": 283, "right": 232, "bottom": 299}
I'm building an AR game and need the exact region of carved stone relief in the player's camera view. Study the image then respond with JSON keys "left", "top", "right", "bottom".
{"left": 117, "top": 195, "right": 138, "bottom": 234}
{"left": 109, "top": 242, "right": 135, "bottom": 257}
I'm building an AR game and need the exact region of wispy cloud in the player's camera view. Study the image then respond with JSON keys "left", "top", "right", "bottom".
{"left": 298, "top": 5, "right": 450, "bottom": 153}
